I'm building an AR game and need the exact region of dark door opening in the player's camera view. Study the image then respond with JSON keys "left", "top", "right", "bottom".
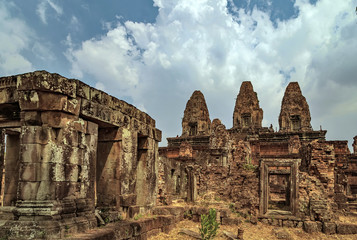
{"left": 268, "top": 173, "right": 291, "bottom": 212}
{"left": 0, "top": 130, "right": 20, "bottom": 206}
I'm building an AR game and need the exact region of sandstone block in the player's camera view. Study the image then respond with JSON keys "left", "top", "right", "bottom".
{"left": 98, "top": 128, "right": 122, "bottom": 141}
{"left": 67, "top": 97, "right": 81, "bottom": 116}
{"left": 0, "top": 87, "right": 18, "bottom": 104}
{"left": 90, "top": 88, "right": 102, "bottom": 103}
{"left": 76, "top": 81, "right": 90, "bottom": 99}
{"left": 323, "top": 222, "right": 336, "bottom": 234}
{"left": 41, "top": 111, "right": 76, "bottom": 128}
{"left": 21, "top": 143, "right": 42, "bottom": 163}
{"left": 21, "top": 126, "right": 52, "bottom": 144}
{"left": 336, "top": 223, "right": 357, "bottom": 234}
{"left": 19, "top": 181, "right": 40, "bottom": 200}
{"left": 303, "top": 221, "right": 321, "bottom": 233}
{"left": 86, "top": 121, "right": 98, "bottom": 135}
{"left": 17, "top": 71, "right": 76, "bottom": 98}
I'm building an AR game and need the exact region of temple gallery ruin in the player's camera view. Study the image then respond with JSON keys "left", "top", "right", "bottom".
{"left": 1, "top": 71, "right": 357, "bottom": 239}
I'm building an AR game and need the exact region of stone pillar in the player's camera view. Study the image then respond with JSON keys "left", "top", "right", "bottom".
{"left": 10, "top": 116, "right": 97, "bottom": 237}
{"left": 0, "top": 129, "right": 5, "bottom": 205}
{"left": 136, "top": 136, "right": 158, "bottom": 207}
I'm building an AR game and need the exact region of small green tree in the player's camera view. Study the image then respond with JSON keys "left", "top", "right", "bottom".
{"left": 199, "top": 208, "right": 219, "bottom": 240}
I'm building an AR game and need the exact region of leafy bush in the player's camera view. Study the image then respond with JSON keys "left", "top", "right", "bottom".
{"left": 242, "top": 163, "right": 257, "bottom": 171}
{"left": 199, "top": 208, "right": 219, "bottom": 240}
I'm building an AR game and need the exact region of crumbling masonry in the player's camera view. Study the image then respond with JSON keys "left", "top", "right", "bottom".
{"left": 159, "top": 81, "right": 357, "bottom": 234}
{"left": 0, "top": 71, "right": 161, "bottom": 239}
{"left": 1, "top": 71, "right": 357, "bottom": 239}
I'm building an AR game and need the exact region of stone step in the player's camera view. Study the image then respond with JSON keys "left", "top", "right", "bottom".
{"left": 0, "top": 207, "right": 15, "bottom": 220}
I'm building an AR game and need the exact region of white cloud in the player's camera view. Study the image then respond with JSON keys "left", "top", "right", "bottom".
{"left": 66, "top": 0, "right": 357, "bottom": 146}
{"left": 36, "top": 0, "right": 63, "bottom": 24}
{"left": 69, "top": 15, "right": 81, "bottom": 33}
{"left": 0, "top": 1, "right": 33, "bottom": 75}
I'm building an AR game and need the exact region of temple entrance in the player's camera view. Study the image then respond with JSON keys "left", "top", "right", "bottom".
{"left": 260, "top": 159, "right": 300, "bottom": 216}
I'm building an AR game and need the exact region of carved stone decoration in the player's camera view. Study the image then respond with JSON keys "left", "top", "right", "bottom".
{"left": 288, "top": 135, "right": 301, "bottom": 154}
{"left": 279, "top": 82, "right": 312, "bottom": 132}
{"left": 182, "top": 90, "right": 211, "bottom": 137}
{"left": 233, "top": 81, "right": 263, "bottom": 130}
{"left": 179, "top": 141, "right": 193, "bottom": 158}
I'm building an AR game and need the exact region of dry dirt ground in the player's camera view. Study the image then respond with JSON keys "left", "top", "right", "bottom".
{"left": 151, "top": 218, "right": 357, "bottom": 240}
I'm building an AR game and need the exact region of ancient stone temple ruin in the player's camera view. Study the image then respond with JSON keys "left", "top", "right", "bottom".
{"left": 0, "top": 71, "right": 161, "bottom": 239}
{"left": 1, "top": 70, "right": 357, "bottom": 239}
{"left": 159, "top": 81, "right": 357, "bottom": 235}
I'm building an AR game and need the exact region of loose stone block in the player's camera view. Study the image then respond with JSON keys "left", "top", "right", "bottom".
{"left": 336, "top": 223, "right": 357, "bottom": 234}
{"left": 322, "top": 222, "right": 336, "bottom": 235}
{"left": 303, "top": 221, "right": 321, "bottom": 233}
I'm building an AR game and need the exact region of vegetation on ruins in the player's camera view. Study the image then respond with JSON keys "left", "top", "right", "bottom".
{"left": 199, "top": 208, "right": 220, "bottom": 240}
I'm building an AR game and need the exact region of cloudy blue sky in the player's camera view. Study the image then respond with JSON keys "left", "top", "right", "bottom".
{"left": 1, "top": 0, "right": 357, "bottom": 147}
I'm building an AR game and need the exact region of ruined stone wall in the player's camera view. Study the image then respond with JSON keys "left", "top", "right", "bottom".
{"left": 0, "top": 71, "right": 161, "bottom": 238}
{"left": 298, "top": 172, "right": 336, "bottom": 222}
{"left": 160, "top": 136, "right": 259, "bottom": 214}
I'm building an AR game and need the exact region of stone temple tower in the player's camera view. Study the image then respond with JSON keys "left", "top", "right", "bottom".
{"left": 233, "top": 81, "right": 263, "bottom": 130}
{"left": 182, "top": 90, "right": 211, "bottom": 137}
{"left": 279, "top": 82, "right": 312, "bottom": 132}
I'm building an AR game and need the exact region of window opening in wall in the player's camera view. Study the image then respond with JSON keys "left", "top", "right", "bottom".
{"left": 176, "top": 176, "right": 181, "bottom": 194}
{"left": 350, "top": 185, "right": 357, "bottom": 195}
{"left": 189, "top": 122, "right": 197, "bottom": 136}
{"left": 290, "top": 115, "right": 301, "bottom": 131}
{"left": 171, "top": 169, "right": 175, "bottom": 178}
{"left": 268, "top": 172, "right": 291, "bottom": 212}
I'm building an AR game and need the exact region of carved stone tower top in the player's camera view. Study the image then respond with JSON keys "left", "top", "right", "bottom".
{"left": 279, "top": 82, "right": 312, "bottom": 132}
{"left": 233, "top": 81, "right": 263, "bottom": 130}
{"left": 182, "top": 90, "right": 211, "bottom": 137}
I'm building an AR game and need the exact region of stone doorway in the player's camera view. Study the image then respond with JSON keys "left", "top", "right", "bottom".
{"left": 96, "top": 127, "right": 121, "bottom": 209}
{"left": 0, "top": 129, "right": 20, "bottom": 207}
{"left": 260, "top": 159, "right": 300, "bottom": 216}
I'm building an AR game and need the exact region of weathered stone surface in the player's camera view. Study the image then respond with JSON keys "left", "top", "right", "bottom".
{"left": 0, "top": 71, "right": 161, "bottom": 239}
{"left": 233, "top": 81, "right": 263, "bottom": 130}
{"left": 279, "top": 82, "right": 312, "bottom": 132}
{"left": 182, "top": 90, "right": 211, "bottom": 137}
{"left": 323, "top": 222, "right": 337, "bottom": 234}
{"left": 336, "top": 223, "right": 357, "bottom": 234}
{"left": 303, "top": 221, "right": 322, "bottom": 233}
